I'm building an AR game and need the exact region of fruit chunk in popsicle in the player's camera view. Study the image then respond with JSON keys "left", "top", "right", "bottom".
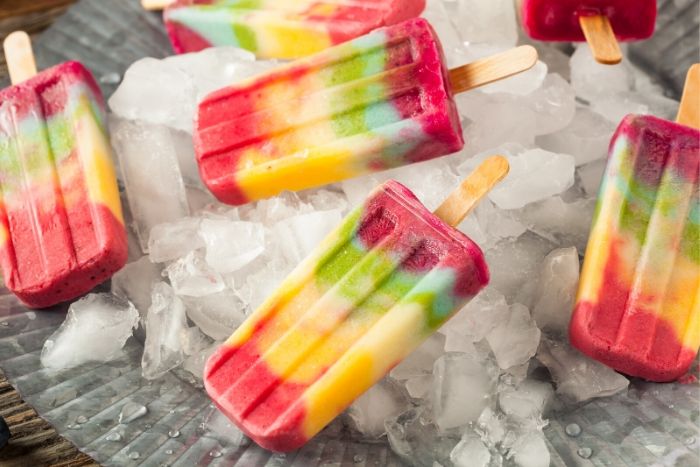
{"left": 0, "top": 33, "right": 127, "bottom": 308}
{"left": 204, "top": 157, "right": 508, "bottom": 452}
{"left": 195, "top": 18, "right": 537, "bottom": 206}
{"left": 571, "top": 66, "right": 700, "bottom": 382}
{"left": 164, "top": 0, "right": 426, "bottom": 58}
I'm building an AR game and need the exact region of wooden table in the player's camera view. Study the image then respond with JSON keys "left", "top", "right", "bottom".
{"left": 0, "top": 4, "right": 99, "bottom": 465}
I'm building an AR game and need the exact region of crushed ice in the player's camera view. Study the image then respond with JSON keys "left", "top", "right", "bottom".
{"left": 39, "top": 0, "right": 683, "bottom": 463}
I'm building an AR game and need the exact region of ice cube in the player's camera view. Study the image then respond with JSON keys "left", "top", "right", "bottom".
{"left": 108, "top": 58, "right": 196, "bottom": 132}
{"left": 148, "top": 217, "right": 204, "bottom": 263}
{"left": 182, "top": 341, "right": 219, "bottom": 380}
{"left": 169, "top": 127, "right": 201, "bottom": 186}
{"left": 476, "top": 407, "right": 507, "bottom": 446}
{"left": 111, "top": 257, "right": 162, "bottom": 315}
{"left": 341, "top": 173, "right": 390, "bottom": 208}
{"left": 537, "top": 108, "right": 616, "bottom": 167}
{"left": 482, "top": 61, "right": 548, "bottom": 96}
{"left": 236, "top": 258, "right": 291, "bottom": 311}
{"left": 443, "top": 288, "right": 510, "bottom": 343}
{"left": 141, "top": 282, "right": 189, "bottom": 379}
{"left": 569, "top": 45, "right": 633, "bottom": 101}
{"left": 271, "top": 209, "right": 343, "bottom": 264}
{"left": 537, "top": 338, "right": 629, "bottom": 403}
{"left": 182, "top": 291, "right": 246, "bottom": 340}
{"left": 467, "top": 198, "right": 527, "bottom": 248}
{"left": 485, "top": 233, "right": 557, "bottom": 300}
{"left": 458, "top": 93, "right": 538, "bottom": 154}
{"left": 577, "top": 159, "right": 607, "bottom": 198}
{"left": 530, "top": 248, "right": 580, "bottom": 334}
{"left": 517, "top": 197, "right": 595, "bottom": 252}
{"left": 301, "top": 188, "right": 349, "bottom": 213}
{"left": 432, "top": 353, "right": 493, "bottom": 431}
{"left": 41, "top": 294, "right": 139, "bottom": 370}
{"left": 455, "top": 0, "right": 518, "bottom": 48}
{"left": 450, "top": 435, "right": 491, "bottom": 467}
{"left": 250, "top": 192, "right": 311, "bottom": 224}
{"left": 347, "top": 378, "right": 409, "bottom": 438}
{"left": 384, "top": 157, "right": 461, "bottom": 211}
{"left": 487, "top": 149, "right": 576, "bottom": 210}
{"left": 421, "top": 0, "right": 465, "bottom": 65}
{"left": 110, "top": 117, "right": 190, "bottom": 251}
{"left": 403, "top": 374, "right": 434, "bottom": 400}
{"left": 531, "top": 74, "right": 577, "bottom": 135}
{"left": 165, "top": 46, "right": 275, "bottom": 101}
{"left": 510, "top": 431, "right": 550, "bottom": 467}
{"left": 486, "top": 304, "right": 541, "bottom": 369}
{"left": 390, "top": 333, "right": 446, "bottom": 381}
{"left": 498, "top": 380, "right": 553, "bottom": 425}
{"left": 199, "top": 219, "right": 265, "bottom": 274}
{"left": 201, "top": 406, "right": 249, "bottom": 446}
{"left": 591, "top": 92, "right": 649, "bottom": 124}
{"left": 166, "top": 251, "right": 226, "bottom": 297}
{"left": 385, "top": 408, "right": 452, "bottom": 467}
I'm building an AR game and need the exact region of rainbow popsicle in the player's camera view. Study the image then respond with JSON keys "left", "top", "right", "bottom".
{"left": 196, "top": 17, "right": 461, "bottom": 206}
{"left": 164, "top": 0, "right": 426, "bottom": 58}
{"left": 0, "top": 57, "right": 127, "bottom": 308}
{"left": 520, "top": 0, "right": 657, "bottom": 42}
{"left": 571, "top": 114, "right": 700, "bottom": 382}
{"left": 203, "top": 156, "right": 509, "bottom": 451}
{"left": 195, "top": 18, "right": 536, "bottom": 206}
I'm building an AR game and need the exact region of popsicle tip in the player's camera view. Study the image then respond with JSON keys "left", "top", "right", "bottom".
{"left": 3, "top": 31, "right": 37, "bottom": 84}
{"left": 434, "top": 155, "right": 510, "bottom": 227}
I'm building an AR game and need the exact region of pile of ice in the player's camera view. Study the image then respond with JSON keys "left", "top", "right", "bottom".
{"left": 38, "top": 0, "right": 682, "bottom": 464}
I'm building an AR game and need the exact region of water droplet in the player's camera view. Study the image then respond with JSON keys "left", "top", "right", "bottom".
{"left": 165, "top": 449, "right": 173, "bottom": 455}
{"left": 668, "top": 404, "right": 675, "bottom": 409}
{"left": 99, "top": 72, "right": 121, "bottom": 85}
{"left": 128, "top": 451, "right": 140, "bottom": 460}
{"left": 168, "top": 430, "right": 180, "bottom": 438}
{"left": 76, "top": 415, "right": 88, "bottom": 424}
{"left": 0, "top": 321, "right": 8, "bottom": 327}
{"left": 577, "top": 447, "right": 593, "bottom": 459}
{"left": 684, "top": 436, "right": 696, "bottom": 446}
{"left": 67, "top": 423, "right": 81, "bottom": 430}
{"left": 105, "top": 432, "right": 122, "bottom": 442}
{"left": 119, "top": 402, "right": 147, "bottom": 424}
{"left": 209, "top": 449, "right": 222, "bottom": 458}
{"left": 565, "top": 423, "right": 582, "bottom": 437}
{"left": 354, "top": 454, "right": 365, "bottom": 463}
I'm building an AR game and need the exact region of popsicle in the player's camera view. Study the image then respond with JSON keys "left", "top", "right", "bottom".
{"left": 571, "top": 64, "right": 700, "bottom": 382}
{"left": 163, "top": 0, "right": 426, "bottom": 58}
{"left": 0, "top": 32, "right": 127, "bottom": 308}
{"left": 520, "top": 0, "right": 657, "bottom": 65}
{"left": 196, "top": 17, "right": 538, "bottom": 206}
{"left": 204, "top": 156, "right": 509, "bottom": 452}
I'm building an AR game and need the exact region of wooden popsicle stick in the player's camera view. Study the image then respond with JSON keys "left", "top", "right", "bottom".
{"left": 434, "top": 156, "right": 510, "bottom": 227}
{"left": 676, "top": 64, "right": 700, "bottom": 129}
{"left": 3, "top": 31, "right": 38, "bottom": 85}
{"left": 142, "top": 0, "right": 174, "bottom": 10}
{"left": 579, "top": 14, "right": 623, "bottom": 65}
{"left": 448, "top": 46, "right": 538, "bottom": 94}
